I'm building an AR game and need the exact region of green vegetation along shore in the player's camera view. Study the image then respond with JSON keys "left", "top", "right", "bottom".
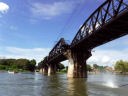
{"left": 0, "top": 59, "right": 36, "bottom": 72}
{"left": 87, "top": 60, "right": 128, "bottom": 75}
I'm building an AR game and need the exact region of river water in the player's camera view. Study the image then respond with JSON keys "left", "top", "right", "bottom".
{"left": 0, "top": 72, "right": 128, "bottom": 96}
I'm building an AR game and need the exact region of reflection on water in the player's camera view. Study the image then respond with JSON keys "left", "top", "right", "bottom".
{"left": 103, "top": 81, "right": 118, "bottom": 88}
{"left": 0, "top": 72, "right": 128, "bottom": 96}
{"left": 40, "top": 74, "right": 87, "bottom": 96}
{"left": 88, "top": 73, "right": 128, "bottom": 96}
{"left": 67, "top": 78, "right": 87, "bottom": 96}
{"left": 99, "top": 73, "right": 118, "bottom": 88}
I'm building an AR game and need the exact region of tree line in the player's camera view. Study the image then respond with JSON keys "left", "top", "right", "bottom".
{"left": 87, "top": 64, "right": 107, "bottom": 72}
{"left": 114, "top": 60, "right": 128, "bottom": 74}
{"left": 87, "top": 60, "right": 128, "bottom": 74}
{"left": 0, "top": 59, "right": 36, "bottom": 72}
{"left": 1, "top": 58, "right": 127, "bottom": 74}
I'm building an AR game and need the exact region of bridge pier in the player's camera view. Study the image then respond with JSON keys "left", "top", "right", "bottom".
{"left": 39, "top": 68, "right": 43, "bottom": 73}
{"left": 65, "top": 49, "right": 91, "bottom": 78}
{"left": 42, "top": 66, "right": 48, "bottom": 74}
{"left": 64, "top": 50, "right": 74, "bottom": 78}
{"left": 48, "top": 64, "right": 56, "bottom": 76}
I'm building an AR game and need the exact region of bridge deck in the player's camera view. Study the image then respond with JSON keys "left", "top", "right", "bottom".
{"left": 48, "top": 53, "right": 67, "bottom": 64}
{"left": 71, "top": 10, "right": 128, "bottom": 49}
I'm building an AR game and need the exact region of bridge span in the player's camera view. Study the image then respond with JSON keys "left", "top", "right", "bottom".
{"left": 39, "top": 0, "right": 128, "bottom": 78}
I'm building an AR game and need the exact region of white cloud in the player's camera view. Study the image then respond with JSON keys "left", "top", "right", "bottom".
{"left": 0, "top": 47, "right": 50, "bottom": 64}
{"left": 30, "top": 1, "right": 75, "bottom": 20}
{"left": 87, "top": 49, "right": 128, "bottom": 66}
{"left": 61, "top": 49, "right": 128, "bottom": 67}
{"left": 0, "top": 2, "right": 9, "bottom": 14}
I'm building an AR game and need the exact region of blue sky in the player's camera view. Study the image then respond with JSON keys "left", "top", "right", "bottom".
{"left": 0, "top": 0, "right": 128, "bottom": 66}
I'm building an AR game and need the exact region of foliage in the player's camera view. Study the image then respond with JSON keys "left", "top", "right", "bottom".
{"left": 87, "top": 65, "right": 92, "bottom": 72}
{"left": 93, "top": 64, "right": 99, "bottom": 69}
{"left": 114, "top": 60, "right": 128, "bottom": 74}
{"left": 28, "top": 59, "right": 36, "bottom": 71}
{"left": 57, "top": 63, "right": 65, "bottom": 71}
{"left": 0, "top": 59, "right": 36, "bottom": 72}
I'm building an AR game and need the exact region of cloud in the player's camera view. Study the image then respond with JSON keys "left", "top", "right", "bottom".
{"left": 61, "top": 49, "right": 128, "bottom": 67}
{"left": 87, "top": 49, "right": 128, "bottom": 66}
{"left": 0, "top": 2, "right": 9, "bottom": 14}
{"left": 30, "top": 1, "right": 76, "bottom": 20}
{"left": 0, "top": 47, "right": 50, "bottom": 64}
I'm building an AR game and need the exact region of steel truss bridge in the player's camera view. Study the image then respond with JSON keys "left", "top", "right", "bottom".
{"left": 39, "top": 0, "right": 128, "bottom": 78}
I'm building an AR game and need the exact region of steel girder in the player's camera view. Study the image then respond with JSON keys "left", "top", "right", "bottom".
{"left": 71, "top": 0, "right": 128, "bottom": 47}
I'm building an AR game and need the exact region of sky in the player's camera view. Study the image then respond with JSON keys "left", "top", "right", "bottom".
{"left": 0, "top": 0, "right": 128, "bottom": 66}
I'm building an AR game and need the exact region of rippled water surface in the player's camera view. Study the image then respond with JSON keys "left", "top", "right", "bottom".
{"left": 0, "top": 72, "right": 128, "bottom": 96}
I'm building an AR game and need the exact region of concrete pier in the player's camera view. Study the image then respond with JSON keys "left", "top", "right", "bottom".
{"left": 64, "top": 49, "right": 91, "bottom": 78}
{"left": 42, "top": 66, "right": 48, "bottom": 74}
{"left": 48, "top": 64, "right": 56, "bottom": 76}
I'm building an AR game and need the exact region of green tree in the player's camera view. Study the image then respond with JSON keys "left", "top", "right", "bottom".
{"left": 28, "top": 59, "right": 36, "bottom": 72}
{"left": 0, "top": 59, "right": 7, "bottom": 65}
{"left": 57, "top": 63, "right": 65, "bottom": 71}
{"left": 0, "top": 65, "right": 6, "bottom": 70}
{"left": 16, "top": 59, "right": 33, "bottom": 70}
{"left": 93, "top": 64, "right": 99, "bottom": 69}
{"left": 87, "top": 65, "right": 92, "bottom": 72}
{"left": 115, "top": 60, "right": 128, "bottom": 74}
{"left": 0, "top": 58, "right": 36, "bottom": 72}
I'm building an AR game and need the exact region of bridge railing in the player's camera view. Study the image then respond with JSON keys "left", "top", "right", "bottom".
{"left": 38, "top": 56, "right": 48, "bottom": 68}
{"left": 71, "top": 0, "right": 128, "bottom": 47}
{"left": 47, "top": 38, "right": 69, "bottom": 62}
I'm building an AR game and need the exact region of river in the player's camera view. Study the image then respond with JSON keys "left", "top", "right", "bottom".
{"left": 0, "top": 72, "right": 128, "bottom": 96}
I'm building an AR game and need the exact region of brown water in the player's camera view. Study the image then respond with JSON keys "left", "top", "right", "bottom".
{"left": 0, "top": 72, "right": 128, "bottom": 96}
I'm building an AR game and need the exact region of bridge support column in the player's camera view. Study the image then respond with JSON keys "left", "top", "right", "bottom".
{"left": 48, "top": 64, "right": 56, "bottom": 76}
{"left": 65, "top": 49, "right": 91, "bottom": 78}
{"left": 64, "top": 50, "right": 74, "bottom": 78}
{"left": 42, "top": 66, "right": 48, "bottom": 74}
{"left": 39, "top": 68, "right": 43, "bottom": 73}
